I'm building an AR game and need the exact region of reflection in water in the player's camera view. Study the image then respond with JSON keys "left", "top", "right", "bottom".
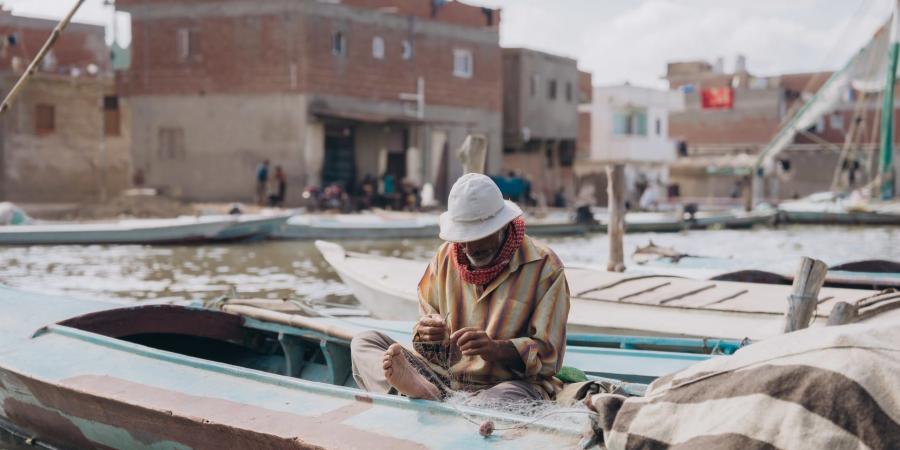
{"left": 0, "top": 226, "right": 897, "bottom": 304}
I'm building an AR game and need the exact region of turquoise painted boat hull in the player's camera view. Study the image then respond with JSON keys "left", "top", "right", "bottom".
{"left": 0, "top": 287, "right": 716, "bottom": 449}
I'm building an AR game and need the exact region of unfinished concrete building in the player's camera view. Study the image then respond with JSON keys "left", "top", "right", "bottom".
{"left": 117, "top": 0, "right": 503, "bottom": 204}
{"left": 501, "top": 48, "right": 578, "bottom": 206}
{"left": 0, "top": 11, "right": 129, "bottom": 203}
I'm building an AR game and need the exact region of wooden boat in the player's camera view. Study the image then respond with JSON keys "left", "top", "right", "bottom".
{"left": 0, "top": 286, "right": 718, "bottom": 449}
{"left": 211, "top": 212, "right": 293, "bottom": 241}
{"left": 0, "top": 216, "right": 235, "bottom": 245}
{"left": 0, "top": 213, "right": 290, "bottom": 246}
{"left": 635, "top": 255, "right": 900, "bottom": 290}
{"left": 316, "top": 240, "right": 900, "bottom": 341}
{"left": 777, "top": 193, "right": 900, "bottom": 225}
{"left": 273, "top": 210, "right": 591, "bottom": 241}
{"left": 591, "top": 209, "right": 776, "bottom": 233}
{"left": 273, "top": 211, "right": 440, "bottom": 240}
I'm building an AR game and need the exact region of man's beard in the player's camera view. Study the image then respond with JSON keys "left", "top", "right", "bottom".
{"left": 464, "top": 229, "right": 506, "bottom": 268}
{"left": 466, "top": 252, "right": 495, "bottom": 268}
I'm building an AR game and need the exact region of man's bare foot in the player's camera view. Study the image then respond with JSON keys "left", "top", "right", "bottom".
{"left": 383, "top": 343, "right": 440, "bottom": 400}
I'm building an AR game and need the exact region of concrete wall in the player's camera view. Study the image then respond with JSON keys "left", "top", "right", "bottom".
{"left": 0, "top": 74, "right": 130, "bottom": 202}
{"left": 588, "top": 85, "right": 681, "bottom": 164}
{"left": 502, "top": 48, "right": 578, "bottom": 146}
{"left": 128, "top": 93, "right": 307, "bottom": 203}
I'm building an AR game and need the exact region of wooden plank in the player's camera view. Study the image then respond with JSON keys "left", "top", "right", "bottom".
{"left": 579, "top": 279, "right": 672, "bottom": 302}
{"left": 667, "top": 286, "right": 750, "bottom": 308}
{"left": 619, "top": 280, "right": 718, "bottom": 305}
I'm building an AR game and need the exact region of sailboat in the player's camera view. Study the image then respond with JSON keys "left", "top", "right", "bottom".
{"left": 757, "top": 0, "right": 900, "bottom": 223}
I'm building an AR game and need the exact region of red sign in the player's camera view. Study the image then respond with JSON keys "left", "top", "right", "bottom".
{"left": 701, "top": 87, "right": 734, "bottom": 109}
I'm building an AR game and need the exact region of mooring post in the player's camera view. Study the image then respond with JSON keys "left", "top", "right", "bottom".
{"left": 783, "top": 257, "right": 828, "bottom": 333}
{"left": 606, "top": 163, "right": 626, "bottom": 272}
{"left": 826, "top": 301, "right": 858, "bottom": 326}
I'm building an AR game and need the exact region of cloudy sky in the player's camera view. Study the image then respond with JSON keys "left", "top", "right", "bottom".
{"left": 0, "top": 0, "right": 893, "bottom": 87}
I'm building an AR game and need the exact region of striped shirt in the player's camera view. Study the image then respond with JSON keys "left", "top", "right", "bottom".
{"left": 413, "top": 235, "right": 570, "bottom": 399}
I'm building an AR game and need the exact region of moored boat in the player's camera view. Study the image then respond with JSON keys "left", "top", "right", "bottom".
{"left": 0, "top": 285, "right": 718, "bottom": 449}
{"left": 0, "top": 212, "right": 290, "bottom": 246}
{"left": 316, "top": 240, "right": 900, "bottom": 341}
{"left": 777, "top": 193, "right": 900, "bottom": 225}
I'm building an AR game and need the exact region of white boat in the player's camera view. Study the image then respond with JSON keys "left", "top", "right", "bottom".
{"left": 0, "top": 213, "right": 291, "bottom": 245}
{"left": 273, "top": 210, "right": 591, "bottom": 240}
{"left": 777, "top": 192, "right": 900, "bottom": 225}
{"left": 273, "top": 211, "right": 440, "bottom": 240}
{"left": 591, "top": 208, "right": 776, "bottom": 233}
{"left": 315, "top": 240, "right": 900, "bottom": 341}
{"left": 210, "top": 212, "right": 293, "bottom": 241}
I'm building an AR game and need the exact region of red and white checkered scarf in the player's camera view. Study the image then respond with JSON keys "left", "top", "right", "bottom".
{"left": 452, "top": 217, "right": 525, "bottom": 286}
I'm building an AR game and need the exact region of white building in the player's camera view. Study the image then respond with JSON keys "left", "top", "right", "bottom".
{"left": 576, "top": 84, "right": 684, "bottom": 207}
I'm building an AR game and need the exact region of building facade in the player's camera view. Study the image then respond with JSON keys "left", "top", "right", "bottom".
{"left": 576, "top": 84, "right": 683, "bottom": 207}
{"left": 666, "top": 56, "right": 900, "bottom": 203}
{"left": 501, "top": 48, "right": 578, "bottom": 206}
{"left": 117, "top": 0, "right": 503, "bottom": 204}
{"left": 0, "top": 12, "right": 129, "bottom": 202}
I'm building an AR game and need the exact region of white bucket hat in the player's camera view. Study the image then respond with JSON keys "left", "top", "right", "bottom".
{"left": 439, "top": 173, "right": 523, "bottom": 243}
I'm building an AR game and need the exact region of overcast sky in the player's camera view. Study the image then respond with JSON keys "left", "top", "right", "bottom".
{"left": 0, "top": 0, "right": 893, "bottom": 88}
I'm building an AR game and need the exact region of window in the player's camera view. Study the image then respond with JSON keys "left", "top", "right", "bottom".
{"left": 35, "top": 104, "right": 54, "bottom": 135}
{"left": 558, "top": 141, "right": 575, "bottom": 167}
{"left": 655, "top": 118, "right": 661, "bottom": 136}
{"left": 530, "top": 75, "right": 538, "bottom": 97}
{"left": 158, "top": 127, "right": 186, "bottom": 161}
{"left": 547, "top": 79, "right": 557, "bottom": 100}
{"left": 332, "top": 31, "right": 346, "bottom": 56}
{"left": 401, "top": 40, "right": 413, "bottom": 60}
{"left": 372, "top": 36, "right": 384, "bottom": 59}
{"left": 176, "top": 28, "right": 196, "bottom": 62}
{"left": 565, "top": 82, "right": 573, "bottom": 103}
{"left": 104, "top": 96, "right": 120, "bottom": 137}
{"left": 830, "top": 113, "right": 844, "bottom": 131}
{"left": 453, "top": 49, "right": 472, "bottom": 78}
{"left": 612, "top": 110, "right": 648, "bottom": 136}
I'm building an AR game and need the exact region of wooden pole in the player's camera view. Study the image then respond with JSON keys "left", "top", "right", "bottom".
{"left": 606, "top": 164, "right": 626, "bottom": 272}
{"left": 457, "top": 134, "right": 487, "bottom": 175}
{"left": 826, "top": 301, "right": 858, "bottom": 326}
{"left": 0, "top": 0, "right": 86, "bottom": 115}
{"left": 783, "top": 257, "right": 828, "bottom": 333}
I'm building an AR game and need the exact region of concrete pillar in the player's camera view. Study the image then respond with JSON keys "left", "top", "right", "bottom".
{"left": 304, "top": 121, "right": 324, "bottom": 187}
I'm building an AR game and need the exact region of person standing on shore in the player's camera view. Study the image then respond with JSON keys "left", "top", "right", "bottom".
{"left": 268, "top": 166, "right": 287, "bottom": 207}
{"left": 255, "top": 160, "right": 270, "bottom": 205}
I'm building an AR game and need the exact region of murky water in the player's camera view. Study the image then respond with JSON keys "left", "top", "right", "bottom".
{"left": 0, "top": 225, "right": 897, "bottom": 304}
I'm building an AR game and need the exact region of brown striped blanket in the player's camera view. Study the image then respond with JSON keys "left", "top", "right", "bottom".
{"left": 588, "top": 323, "right": 900, "bottom": 450}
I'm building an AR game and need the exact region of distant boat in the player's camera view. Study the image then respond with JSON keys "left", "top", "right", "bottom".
{"left": 316, "top": 240, "right": 900, "bottom": 341}
{"left": 592, "top": 208, "right": 776, "bottom": 233}
{"left": 777, "top": 192, "right": 900, "bottom": 225}
{"left": 0, "top": 285, "right": 718, "bottom": 448}
{"left": 0, "top": 213, "right": 291, "bottom": 245}
{"left": 273, "top": 210, "right": 593, "bottom": 240}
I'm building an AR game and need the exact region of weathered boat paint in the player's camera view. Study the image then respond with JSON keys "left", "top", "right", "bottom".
{"left": 0, "top": 287, "right": 595, "bottom": 449}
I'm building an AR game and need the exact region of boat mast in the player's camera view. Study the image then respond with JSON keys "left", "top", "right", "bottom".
{"left": 879, "top": 0, "right": 900, "bottom": 200}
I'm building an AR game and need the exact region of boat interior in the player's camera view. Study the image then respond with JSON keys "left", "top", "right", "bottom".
{"left": 57, "top": 305, "right": 360, "bottom": 388}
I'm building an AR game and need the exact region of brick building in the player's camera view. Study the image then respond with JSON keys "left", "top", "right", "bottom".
{"left": 117, "top": 0, "right": 503, "bottom": 204}
{"left": 0, "top": 11, "right": 129, "bottom": 202}
{"left": 666, "top": 55, "right": 900, "bottom": 203}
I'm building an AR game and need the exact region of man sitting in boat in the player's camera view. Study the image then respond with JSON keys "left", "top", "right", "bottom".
{"left": 351, "top": 173, "right": 570, "bottom": 403}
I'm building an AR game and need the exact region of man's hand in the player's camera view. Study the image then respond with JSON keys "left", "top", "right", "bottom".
{"left": 450, "top": 327, "right": 499, "bottom": 361}
{"left": 450, "top": 328, "right": 525, "bottom": 371}
{"left": 415, "top": 314, "right": 447, "bottom": 343}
